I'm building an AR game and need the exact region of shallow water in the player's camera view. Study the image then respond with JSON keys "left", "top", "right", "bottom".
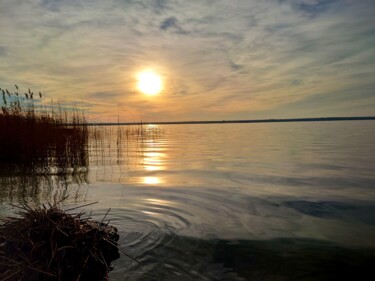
{"left": 1, "top": 121, "right": 375, "bottom": 280}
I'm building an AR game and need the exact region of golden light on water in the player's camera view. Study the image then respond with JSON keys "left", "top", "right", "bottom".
{"left": 143, "top": 176, "right": 161, "bottom": 185}
{"left": 143, "top": 152, "right": 165, "bottom": 171}
{"left": 136, "top": 70, "right": 163, "bottom": 96}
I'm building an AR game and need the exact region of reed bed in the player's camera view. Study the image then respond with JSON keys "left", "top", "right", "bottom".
{"left": 0, "top": 86, "right": 88, "bottom": 174}
{"left": 0, "top": 200, "right": 120, "bottom": 281}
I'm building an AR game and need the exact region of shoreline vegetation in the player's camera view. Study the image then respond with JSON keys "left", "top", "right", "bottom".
{"left": 81, "top": 116, "right": 375, "bottom": 126}
{"left": 0, "top": 86, "right": 88, "bottom": 173}
{"left": 0, "top": 85, "right": 162, "bottom": 205}
{"left": 0, "top": 86, "right": 126, "bottom": 280}
{"left": 0, "top": 85, "right": 160, "bottom": 174}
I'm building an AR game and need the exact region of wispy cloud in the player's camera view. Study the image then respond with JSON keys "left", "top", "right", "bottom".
{"left": 0, "top": 0, "right": 374, "bottom": 121}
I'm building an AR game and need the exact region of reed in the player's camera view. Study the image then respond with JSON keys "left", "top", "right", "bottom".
{"left": 0, "top": 86, "right": 88, "bottom": 174}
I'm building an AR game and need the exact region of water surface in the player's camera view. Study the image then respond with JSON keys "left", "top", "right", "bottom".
{"left": 1, "top": 121, "right": 375, "bottom": 280}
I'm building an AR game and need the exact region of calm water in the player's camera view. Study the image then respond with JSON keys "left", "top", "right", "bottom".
{"left": 1, "top": 121, "right": 375, "bottom": 280}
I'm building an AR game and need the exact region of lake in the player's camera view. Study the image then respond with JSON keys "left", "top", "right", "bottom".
{"left": 1, "top": 121, "right": 375, "bottom": 280}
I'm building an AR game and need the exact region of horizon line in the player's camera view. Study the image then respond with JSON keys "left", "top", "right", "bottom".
{"left": 82, "top": 116, "right": 375, "bottom": 126}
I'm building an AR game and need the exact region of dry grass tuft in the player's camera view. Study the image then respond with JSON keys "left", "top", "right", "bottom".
{"left": 0, "top": 199, "right": 120, "bottom": 281}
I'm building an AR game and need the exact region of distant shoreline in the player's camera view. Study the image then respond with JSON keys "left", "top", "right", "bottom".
{"left": 83, "top": 116, "right": 375, "bottom": 126}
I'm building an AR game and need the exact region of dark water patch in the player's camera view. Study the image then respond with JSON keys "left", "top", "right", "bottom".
{"left": 284, "top": 200, "right": 375, "bottom": 225}
{"left": 212, "top": 238, "right": 375, "bottom": 281}
{"left": 111, "top": 236, "right": 375, "bottom": 280}
{"left": 227, "top": 171, "right": 375, "bottom": 189}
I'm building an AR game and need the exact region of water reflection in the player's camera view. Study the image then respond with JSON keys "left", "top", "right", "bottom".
{"left": 143, "top": 176, "right": 162, "bottom": 185}
{"left": 0, "top": 124, "right": 164, "bottom": 204}
{"left": 86, "top": 125, "right": 167, "bottom": 185}
{"left": 143, "top": 152, "right": 166, "bottom": 171}
{"left": 0, "top": 153, "right": 89, "bottom": 205}
{"left": 141, "top": 127, "right": 167, "bottom": 173}
{"left": 2, "top": 122, "right": 375, "bottom": 280}
{"left": 145, "top": 198, "right": 172, "bottom": 206}
{"left": 0, "top": 172, "right": 89, "bottom": 205}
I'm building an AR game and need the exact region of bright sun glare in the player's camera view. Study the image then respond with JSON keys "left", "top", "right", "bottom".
{"left": 137, "top": 70, "right": 163, "bottom": 96}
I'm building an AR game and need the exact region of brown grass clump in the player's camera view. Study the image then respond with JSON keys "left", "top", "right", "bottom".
{"left": 0, "top": 200, "right": 120, "bottom": 281}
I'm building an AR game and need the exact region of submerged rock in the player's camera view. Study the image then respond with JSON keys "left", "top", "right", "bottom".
{"left": 0, "top": 204, "right": 120, "bottom": 281}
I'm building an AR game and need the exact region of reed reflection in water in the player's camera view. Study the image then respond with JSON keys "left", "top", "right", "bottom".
{"left": 0, "top": 124, "right": 163, "bottom": 205}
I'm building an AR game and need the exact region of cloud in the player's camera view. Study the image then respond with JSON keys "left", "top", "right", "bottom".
{"left": 40, "top": 0, "right": 65, "bottom": 12}
{"left": 90, "top": 91, "right": 124, "bottom": 101}
{"left": 160, "top": 17, "right": 177, "bottom": 30}
{"left": 159, "top": 16, "right": 189, "bottom": 35}
{"left": 151, "top": 0, "right": 169, "bottom": 13}
{"left": 0, "top": 0, "right": 374, "bottom": 120}
{"left": 0, "top": 46, "right": 6, "bottom": 56}
{"left": 292, "top": 0, "right": 340, "bottom": 16}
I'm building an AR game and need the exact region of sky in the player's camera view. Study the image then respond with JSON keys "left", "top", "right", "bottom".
{"left": 0, "top": 0, "right": 374, "bottom": 122}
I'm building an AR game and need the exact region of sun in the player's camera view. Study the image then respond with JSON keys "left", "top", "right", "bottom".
{"left": 136, "top": 70, "right": 163, "bottom": 95}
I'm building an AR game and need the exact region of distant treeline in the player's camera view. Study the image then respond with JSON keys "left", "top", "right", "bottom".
{"left": 84, "top": 116, "right": 375, "bottom": 126}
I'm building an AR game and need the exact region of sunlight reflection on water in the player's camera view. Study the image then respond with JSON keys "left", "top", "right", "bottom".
{"left": 142, "top": 177, "right": 162, "bottom": 185}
